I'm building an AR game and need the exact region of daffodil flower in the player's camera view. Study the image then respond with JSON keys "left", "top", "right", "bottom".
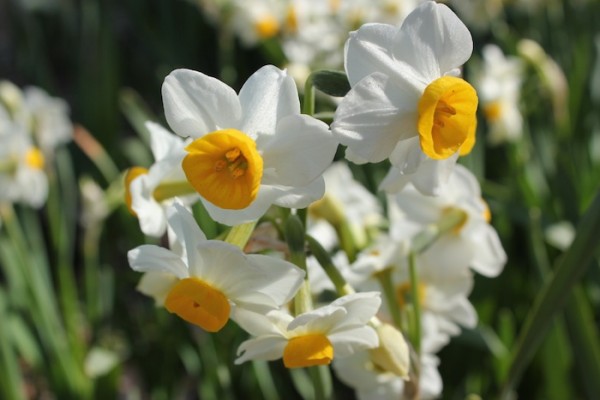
{"left": 0, "top": 117, "right": 48, "bottom": 208}
{"left": 474, "top": 44, "right": 524, "bottom": 145}
{"left": 162, "top": 65, "right": 337, "bottom": 225}
{"left": 333, "top": 350, "right": 443, "bottom": 400}
{"left": 128, "top": 202, "right": 305, "bottom": 332}
{"left": 332, "top": 1, "right": 477, "bottom": 195}
{"left": 234, "top": 292, "right": 381, "bottom": 368}
{"left": 125, "top": 121, "right": 198, "bottom": 237}
{"left": 388, "top": 164, "right": 507, "bottom": 278}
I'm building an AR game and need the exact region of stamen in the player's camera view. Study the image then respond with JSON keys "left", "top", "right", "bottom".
{"left": 183, "top": 129, "right": 263, "bottom": 209}
{"left": 225, "top": 148, "right": 241, "bottom": 162}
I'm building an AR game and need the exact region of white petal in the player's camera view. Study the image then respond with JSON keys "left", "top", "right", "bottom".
{"left": 235, "top": 336, "right": 287, "bottom": 364}
{"left": 469, "top": 224, "right": 507, "bottom": 277}
{"left": 199, "top": 187, "right": 279, "bottom": 225}
{"left": 345, "top": 23, "right": 418, "bottom": 96}
{"left": 421, "top": 235, "right": 474, "bottom": 275}
{"left": 136, "top": 271, "right": 178, "bottom": 306}
{"left": 166, "top": 202, "right": 207, "bottom": 275}
{"left": 130, "top": 176, "right": 168, "bottom": 237}
{"left": 332, "top": 72, "right": 417, "bottom": 163}
{"left": 244, "top": 253, "right": 305, "bottom": 305}
{"left": 238, "top": 65, "right": 300, "bottom": 138}
{"left": 329, "top": 326, "right": 380, "bottom": 358}
{"left": 329, "top": 292, "right": 382, "bottom": 331}
{"left": 261, "top": 114, "right": 335, "bottom": 187}
{"left": 231, "top": 307, "right": 291, "bottom": 337}
{"left": 193, "top": 241, "right": 301, "bottom": 310}
{"left": 271, "top": 179, "right": 326, "bottom": 208}
{"left": 146, "top": 121, "right": 186, "bottom": 161}
{"left": 391, "top": 2, "right": 473, "bottom": 83}
{"left": 162, "top": 69, "right": 241, "bottom": 138}
{"left": 128, "top": 245, "right": 188, "bottom": 278}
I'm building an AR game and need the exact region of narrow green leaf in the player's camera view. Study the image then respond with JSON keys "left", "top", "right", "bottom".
{"left": 564, "top": 286, "right": 600, "bottom": 399}
{"left": 501, "top": 189, "right": 600, "bottom": 397}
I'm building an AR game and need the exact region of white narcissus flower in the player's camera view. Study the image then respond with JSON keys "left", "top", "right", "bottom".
{"left": 162, "top": 65, "right": 337, "bottom": 225}
{"left": 233, "top": 292, "right": 381, "bottom": 368}
{"left": 124, "top": 121, "right": 199, "bottom": 237}
{"left": 332, "top": 1, "right": 478, "bottom": 195}
{"left": 474, "top": 44, "right": 524, "bottom": 145}
{"left": 230, "top": 0, "right": 287, "bottom": 46}
{"left": 128, "top": 202, "right": 305, "bottom": 332}
{"left": 0, "top": 117, "right": 48, "bottom": 208}
{"left": 388, "top": 164, "right": 507, "bottom": 278}
{"left": 22, "top": 86, "right": 73, "bottom": 153}
{"left": 333, "top": 350, "right": 442, "bottom": 400}
{"left": 349, "top": 233, "right": 477, "bottom": 353}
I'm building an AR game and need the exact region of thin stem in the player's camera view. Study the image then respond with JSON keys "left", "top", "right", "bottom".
{"left": 376, "top": 268, "right": 405, "bottom": 332}
{"left": 408, "top": 252, "right": 421, "bottom": 355}
{"left": 224, "top": 221, "right": 258, "bottom": 249}
{"left": 303, "top": 74, "right": 315, "bottom": 116}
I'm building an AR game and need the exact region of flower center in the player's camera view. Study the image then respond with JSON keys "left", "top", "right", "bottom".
{"left": 417, "top": 76, "right": 478, "bottom": 160}
{"left": 164, "top": 277, "right": 231, "bottom": 332}
{"left": 25, "top": 148, "right": 44, "bottom": 170}
{"left": 283, "top": 334, "right": 334, "bottom": 368}
{"left": 484, "top": 101, "right": 503, "bottom": 122}
{"left": 182, "top": 129, "right": 263, "bottom": 210}
{"left": 255, "top": 15, "right": 279, "bottom": 39}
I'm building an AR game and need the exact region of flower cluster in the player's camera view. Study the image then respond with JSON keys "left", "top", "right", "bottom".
{"left": 0, "top": 81, "right": 73, "bottom": 210}
{"left": 126, "top": 2, "right": 507, "bottom": 398}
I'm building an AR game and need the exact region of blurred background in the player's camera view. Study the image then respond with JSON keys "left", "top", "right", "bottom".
{"left": 0, "top": 0, "right": 599, "bottom": 399}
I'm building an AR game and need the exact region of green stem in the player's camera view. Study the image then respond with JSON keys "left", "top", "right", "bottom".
{"left": 224, "top": 221, "right": 258, "bottom": 249}
{"left": 408, "top": 252, "right": 421, "bottom": 355}
{"left": 411, "top": 208, "right": 467, "bottom": 254}
{"left": 303, "top": 74, "right": 315, "bottom": 116}
{"left": 308, "top": 365, "right": 331, "bottom": 400}
{"left": 376, "top": 268, "right": 405, "bottom": 332}
{"left": 286, "top": 214, "right": 312, "bottom": 314}
{"left": 306, "top": 235, "right": 355, "bottom": 296}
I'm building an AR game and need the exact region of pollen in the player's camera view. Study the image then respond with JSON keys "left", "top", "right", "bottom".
{"left": 417, "top": 76, "right": 478, "bottom": 160}
{"left": 182, "top": 129, "right": 263, "bottom": 210}
{"left": 283, "top": 334, "right": 334, "bottom": 368}
{"left": 164, "top": 277, "right": 231, "bottom": 332}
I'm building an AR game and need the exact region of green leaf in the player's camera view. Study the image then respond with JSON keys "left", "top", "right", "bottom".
{"left": 310, "top": 70, "right": 351, "bottom": 97}
{"left": 501, "top": 189, "right": 600, "bottom": 397}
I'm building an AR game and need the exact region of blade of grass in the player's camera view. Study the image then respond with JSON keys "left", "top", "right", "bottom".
{"left": 501, "top": 189, "right": 600, "bottom": 397}
{"left": 0, "top": 289, "right": 26, "bottom": 400}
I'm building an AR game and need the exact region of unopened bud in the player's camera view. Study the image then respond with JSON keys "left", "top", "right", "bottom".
{"left": 369, "top": 323, "right": 410, "bottom": 378}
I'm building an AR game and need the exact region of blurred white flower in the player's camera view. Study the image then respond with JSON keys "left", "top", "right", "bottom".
{"left": 230, "top": 0, "right": 287, "bottom": 46}
{"left": 22, "top": 86, "right": 73, "bottom": 153}
{"left": 234, "top": 292, "right": 381, "bottom": 368}
{"left": 128, "top": 202, "right": 305, "bottom": 332}
{"left": 387, "top": 164, "right": 507, "bottom": 278}
{"left": 162, "top": 65, "right": 336, "bottom": 225}
{"left": 332, "top": 1, "right": 478, "bottom": 196}
{"left": 309, "top": 161, "right": 384, "bottom": 250}
{"left": 475, "top": 44, "right": 524, "bottom": 145}
{"left": 0, "top": 118, "right": 48, "bottom": 208}
{"left": 333, "top": 350, "right": 442, "bottom": 400}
